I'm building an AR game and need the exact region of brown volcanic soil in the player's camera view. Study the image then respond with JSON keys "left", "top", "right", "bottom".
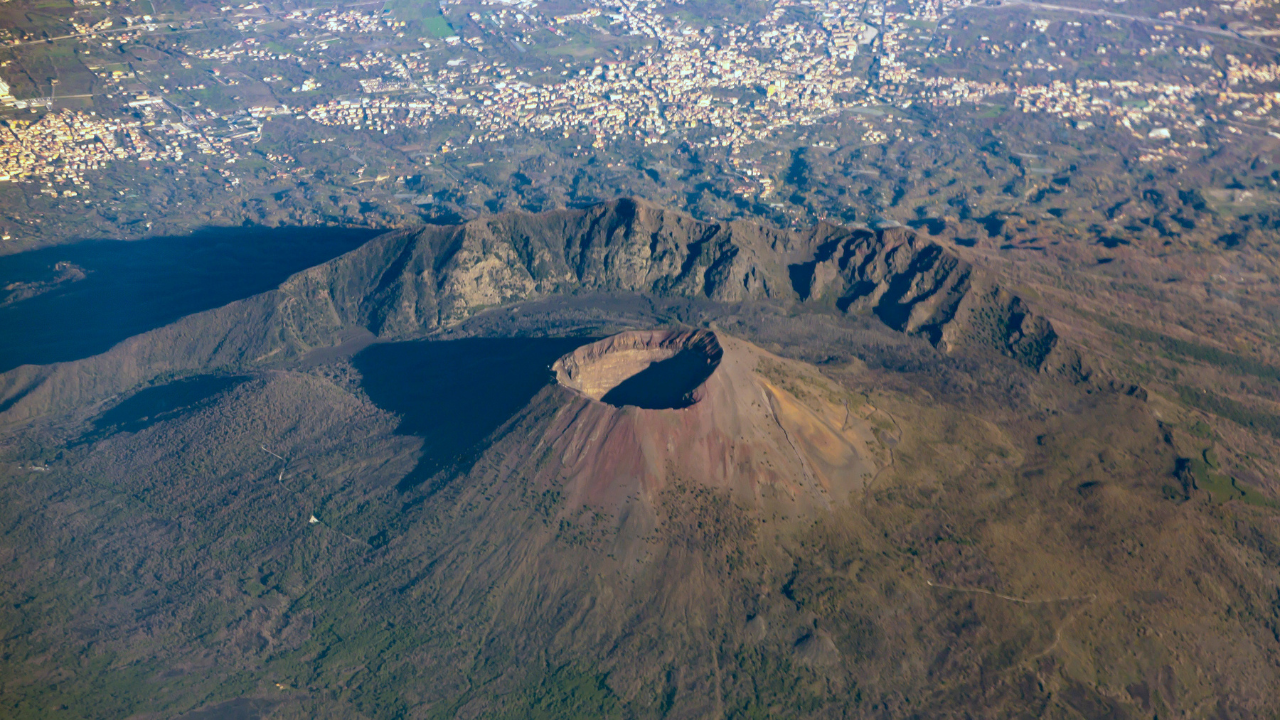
{"left": 3, "top": 201, "right": 1280, "bottom": 719}
{"left": 544, "top": 330, "right": 879, "bottom": 513}
{"left": 4, "top": 316, "right": 1280, "bottom": 719}
{"left": 345, "top": 327, "right": 1280, "bottom": 719}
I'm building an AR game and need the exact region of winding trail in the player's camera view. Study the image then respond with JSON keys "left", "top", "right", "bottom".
{"left": 925, "top": 579, "right": 1096, "bottom": 605}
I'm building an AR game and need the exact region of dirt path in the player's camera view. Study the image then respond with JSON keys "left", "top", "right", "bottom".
{"left": 925, "top": 579, "right": 1096, "bottom": 605}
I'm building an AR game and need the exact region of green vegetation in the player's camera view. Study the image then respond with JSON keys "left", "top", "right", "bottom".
{"left": 1176, "top": 385, "right": 1280, "bottom": 438}
{"left": 1184, "top": 452, "right": 1278, "bottom": 508}
{"left": 1097, "top": 316, "right": 1280, "bottom": 383}
{"left": 423, "top": 15, "right": 454, "bottom": 38}
{"left": 498, "top": 667, "right": 622, "bottom": 720}
{"left": 1201, "top": 471, "right": 1278, "bottom": 508}
{"left": 1186, "top": 418, "right": 1217, "bottom": 439}
{"left": 724, "top": 650, "right": 834, "bottom": 719}
{"left": 1195, "top": 461, "right": 1239, "bottom": 503}
{"left": 383, "top": 0, "right": 445, "bottom": 25}
{"left": 1238, "top": 481, "right": 1280, "bottom": 509}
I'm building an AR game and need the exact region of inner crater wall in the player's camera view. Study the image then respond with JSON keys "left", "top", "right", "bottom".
{"left": 553, "top": 330, "right": 723, "bottom": 407}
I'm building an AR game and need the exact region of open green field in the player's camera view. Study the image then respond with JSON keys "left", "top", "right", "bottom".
{"left": 383, "top": 0, "right": 452, "bottom": 36}
{"left": 1187, "top": 453, "right": 1279, "bottom": 508}
{"left": 423, "top": 16, "right": 454, "bottom": 38}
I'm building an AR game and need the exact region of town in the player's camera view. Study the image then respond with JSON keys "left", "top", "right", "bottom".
{"left": 0, "top": 0, "right": 1278, "bottom": 220}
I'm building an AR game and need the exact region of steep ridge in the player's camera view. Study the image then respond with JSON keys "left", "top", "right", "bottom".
{"left": 284, "top": 197, "right": 795, "bottom": 337}
{"left": 788, "top": 223, "right": 1060, "bottom": 367}
{"left": 0, "top": 199, "right": 1060, "bottom": 425}
{"left": 282, "top": 199, "right": 1061, "bottom": 367}
{"left": 313, "top": 200, "right": 1059, "bottom": 365}
{"left": 0, "top": 293, "right": 301, "bottom": 426}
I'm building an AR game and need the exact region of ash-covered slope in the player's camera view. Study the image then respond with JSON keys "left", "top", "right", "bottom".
{"left": 320, "top": 328, "right": 1280, "bottom": 719}
{"left": 357, "top": 330, "right": 888, "bottom": 717}
{"left": 544, "top": 329, "right": 879, "bottom": 513}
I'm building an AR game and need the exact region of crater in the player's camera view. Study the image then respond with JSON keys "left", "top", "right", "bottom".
{"left": 553, "top": 330, "right": 723, "bottom": 410}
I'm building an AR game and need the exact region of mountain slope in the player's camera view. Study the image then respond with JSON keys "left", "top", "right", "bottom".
{"left": 299, "top": 199, "right": 1058, "bottom": 366}
{"left": 0, "top": 199, "right": 1065, "bottom": 427}
{"left": 0, "top": 204, "right": 1279, "bottom": 719}
{"left": 790, "top": 223, "right": 1059, "bottom": 367}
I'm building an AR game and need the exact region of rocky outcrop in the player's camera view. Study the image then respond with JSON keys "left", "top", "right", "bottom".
{"left": 787, "top": 225, "right": 1059, "bottom": 368}
{"left": 280, "top": 198, "right": 793, "bottom": 339}
{"left": 0, "top": 199, "right": 1063, "bottom": 425}
{"left": 278, "top": 199, "right": 1059, "bottom": 369}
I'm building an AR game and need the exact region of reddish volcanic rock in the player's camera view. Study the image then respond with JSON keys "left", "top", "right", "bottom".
{"left": 539, "top": 330, "right": 880, "bottom": 516}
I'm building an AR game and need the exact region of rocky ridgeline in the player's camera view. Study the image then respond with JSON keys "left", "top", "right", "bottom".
{"left": 0, "top": 199, "right": 1064, "bottom": 425}
{"left": 291, "top": 198, "right": 1061, "bottom": 363}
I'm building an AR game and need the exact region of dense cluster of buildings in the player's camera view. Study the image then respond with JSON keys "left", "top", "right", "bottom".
{"left": 1225, "top": 55, "right": 1280, "bottom": 84}
{"left": 1, "top": 0, "right": 1277, "bottom": 191}
{"left": 295, "top": 0, "right": 1275, "bottom": 158}
{"left": 0, "top": 112, "right": 131, "bottom": 186}
{"left": 0, "top": 105, "right": 246, "bottom": 187}
{"left": 1010, "top": 74, "right": 1278, "bottom": 146}
{"left": 306, "top": 0, "right": 888, "bottom": 153}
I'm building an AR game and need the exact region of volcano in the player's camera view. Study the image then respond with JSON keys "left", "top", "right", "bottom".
{"left": 355, "top": 329, "right": 895, "bottom": 716}
{"left": 538, "top": 330, "right": 880, "bottom": 513}
{"left": 5, "top": 202, "right": 1280, "bottom": 719}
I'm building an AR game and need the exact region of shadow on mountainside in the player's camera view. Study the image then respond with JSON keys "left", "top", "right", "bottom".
{"left": 88, "top": 374, "right": 251, "bottom": 436}
{"left": 353, "top": 336, "right": 597, "bottom": 493}
{"left": 0, "top": 225, "right": 381, "bottom": 372}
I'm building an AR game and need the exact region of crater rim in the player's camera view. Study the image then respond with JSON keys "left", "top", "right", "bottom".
{"left": 552, "top": 330, "right": 723, "bottom": 410}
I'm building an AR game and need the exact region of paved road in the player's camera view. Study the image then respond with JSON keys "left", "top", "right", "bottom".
{"left": 5, "top": 23, "right": 211, "bottom": 49}
{"left": 7, "top": 23, "right": 165, "bottom": 49}
{"left": 970, "top": 0, "right": 1279, "bottom": 52}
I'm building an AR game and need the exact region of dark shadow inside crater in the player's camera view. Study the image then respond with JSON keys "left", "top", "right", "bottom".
{"left": 600, "top": 349, "right": 717, "bottom": 410}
